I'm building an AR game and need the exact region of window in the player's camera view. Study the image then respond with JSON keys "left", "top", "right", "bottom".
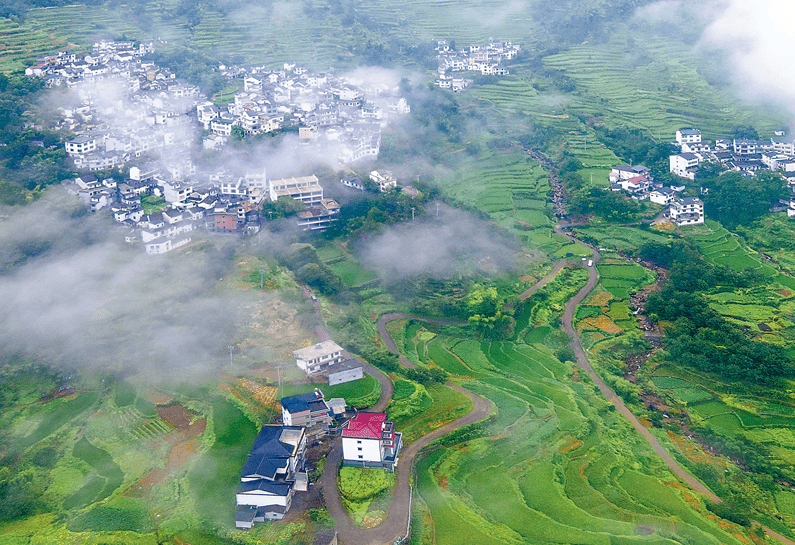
{"left": 357, "top": 440, "right": 362, "bottom": 444}
{"left": 357, "top": 447, "right": 362, "bottom": 451}
{"left": 358, "top": 455, "right": 363, "bottom": 459}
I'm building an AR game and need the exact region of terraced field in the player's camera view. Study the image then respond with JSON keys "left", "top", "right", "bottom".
{"left": 0, "top": 18, "right": 60, "bottom": 72}
{"left": 406, "top": 315, "right": 755, "bottom": 545}
{"left": 542, "top": 36, "right": 782, "bottom": 139}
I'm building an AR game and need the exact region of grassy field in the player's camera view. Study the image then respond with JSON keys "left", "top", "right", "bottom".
{"left": 541, "top": 35, "right": 782, "bottom": 139}
{"left": 412, "top": 315, "right": 754, "bottom": 545}
{"left": 280, "top": 372, "right": 382, "bottom": 407}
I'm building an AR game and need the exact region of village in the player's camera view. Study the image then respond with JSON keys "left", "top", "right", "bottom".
{"left": 433, "top": 38, "right": 520, "bottom": 92}
{"left": 234, "top": 339, "right": 401, "bottom": 534}
{"left": 607, "top": 127, "right": 795, "bottom": 227}
{"left": 25, "top": 40, "right": 410, "bottom": 254}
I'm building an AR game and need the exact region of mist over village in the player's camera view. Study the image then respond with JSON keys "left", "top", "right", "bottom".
{"left": 2, "top": 1, "right": 795, "bottom": 544}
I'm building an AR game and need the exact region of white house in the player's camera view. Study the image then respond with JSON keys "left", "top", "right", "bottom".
{"left": 669, "top": 153, "right": 700, "bottom": 180}
{"left": 236, "top": 426, "right": 307, "bottom": 527}
{"left": 675, "top": 129, "right": 701, "bottom": 146}
{"left": 650, "top": 187, "right": 676, "bottom": 205}
{"left": 293, "top": 340, "right": 344, "bottom": 375}
{"left": 328, "top": 359, "right": 363, "bottom": 386}
{"left": 609, "top": 165, "right": 650, "bottom": 183}
{"left": 269, "top": 175, "right": 324, "bottom": 205}
{"left": 669, "top": 197, "right": 704, "bottom": 226}
{"left": 341, "top": 412, "right": 402, "bottom": 471}
{"left": 280, "top": 389, "right": 333, "bottom": 429}
{"left": 369, "top": 170, "right": 397, "bottom": 192}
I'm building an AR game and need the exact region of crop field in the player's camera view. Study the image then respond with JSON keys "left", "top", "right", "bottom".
{"left": 651, "top": 364, "right": 795, "bottom": 474}
{"left": 686, "top": 221, "right": 777, "bottom": 278}
{"left": 390, "top": 381, "right": 472, "bottom": 444}
{"left": 412, "top": 317, "right": 754, "bottom": 545}
{"left": 575, "top": 225, "right": 675, "bottom": 253}
{"left": 542, "top": 36, "right": 781, "bottom": 138}
{"left": 0, "top": 18, "right": 61, "bottom": 72}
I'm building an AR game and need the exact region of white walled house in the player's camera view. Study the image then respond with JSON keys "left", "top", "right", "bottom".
{"left": 293, "top": 340, "right": 344, "bottom": 375}
{"left": 328, "top": 359, "right": 363, "bottom": 386}
{"left": 279, "top": 389, "right": 333, "bottom": 429}
{"left": 669, "top": 153, "right": 699, "bottom": 180}
{"left": 650, "top": 187, "right": 676, "bottom": 205}
{"left": 269, "top": 175, "right": 324, "bottom": 205}
{"left": 369, "top": 170, "right": 397, "bottom": 192}
{"left": 675, "top": 129, "right": 701, "bottom": 146}
{"left": 669, "top": 197, "right": 704, "bottom": 226}
{"left": 236, "top": 426, "right": 307, "bottom": 527}
{"left": 341, "top": 412, "right": 402, "bottom": 471}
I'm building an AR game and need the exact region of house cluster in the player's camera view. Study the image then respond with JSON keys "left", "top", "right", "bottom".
{"left": 236, "top": 338, "right": 403, "bottom": 529}
{"left": 434, "top": 38, "right": 520, "bottom": 91}
{"left": 608, "top": 164, "right": 704, "bottom": 226}
{"left": 235, "top": 425, "right": 309, "bottom": 527}
{"left": 669, "top": 128, "right": 795, "bottom": 182}
{"left": 293, "top": 340, "right": 365, "bottom": 387}
{"left": 70, "top": 162, "right": 345, "bottom": 253}
{"left": 26, "top": 41, "right": 204, "bottom": 173}
{"left": 197, "top": 62, "right": 409, "bottom": 163}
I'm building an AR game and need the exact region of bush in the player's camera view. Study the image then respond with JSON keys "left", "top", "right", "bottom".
{"left": 338, "top": 467, "right": 395, "bottom": 501}
{"left": 405, "top": 367, "right": 448, "bottom": 385}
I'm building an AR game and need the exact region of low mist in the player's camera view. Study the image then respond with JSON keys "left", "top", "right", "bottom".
{"left": 0, "top": 191, "right": 238, "bottom": 382}
{"left": 359, "top": 204, "right": 519, "bottom": 281}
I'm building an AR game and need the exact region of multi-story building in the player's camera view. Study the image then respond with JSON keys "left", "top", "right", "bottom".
{"left": 675, "top": 128, "right": 701, "bottom": 145}
{"left": 669, "top": 197, "right": 704, "bottom": 226}
{"left": 669, "top": 153, "right": 700, "bottom": 180}
{"left": 269, "top": 175, "right": 324, "bottom": 205}
{"left": 293, "top": 340, "right": 344, "bottom": 375}
{"left": 341, "top": 413, "right": 402, "bottom": 471}
{"left": 280, "top": 389, "right": 333, "bottom": 429}
{"left": 236, "top": 426, "right": 308, "bottom": 527}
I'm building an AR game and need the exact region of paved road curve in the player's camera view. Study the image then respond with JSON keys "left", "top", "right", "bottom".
{"left": 313, "top": 304, "right": 490, "bottom": 545}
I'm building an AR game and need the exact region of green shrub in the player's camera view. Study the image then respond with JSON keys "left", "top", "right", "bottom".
{"left": 338, "top": 467, "right": 395, "bottom": 501}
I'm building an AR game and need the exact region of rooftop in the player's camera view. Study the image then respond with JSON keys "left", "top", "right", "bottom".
{"left": 342, "top": 412, "right": 387, "bottom": 439}
{"left": 293, "top": 340, "right": 343, "bottom": 360}
{"left": 280, "top": 390, "right": 329, "bottom": 414}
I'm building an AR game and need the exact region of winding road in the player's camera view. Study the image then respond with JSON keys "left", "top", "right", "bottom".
{"left": 310, "top": 223, "right": 794, "bottom": 545}
{"left": 311, "top": 303, "right": 491, "bottom": 545}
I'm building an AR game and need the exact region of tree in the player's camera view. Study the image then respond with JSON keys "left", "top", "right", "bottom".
{"left": 262, "top": 196, "right": 304, "bottom": 220}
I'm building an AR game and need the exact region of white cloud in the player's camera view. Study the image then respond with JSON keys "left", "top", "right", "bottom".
{"left": 700, "top": 0, "right": 795, "bottom": 111}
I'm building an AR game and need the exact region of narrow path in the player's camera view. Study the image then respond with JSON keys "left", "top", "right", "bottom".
{"left": 303, "top": 286, "right": 392, "bottom": 411}
{"left": 516, "top": 259, "right": 567, "bottom": 301}
{"left": 554, "top": 232, "right": 720, "bottom": 501}
{"left": 309, "top": 298, "right": 490, "bottom": 544}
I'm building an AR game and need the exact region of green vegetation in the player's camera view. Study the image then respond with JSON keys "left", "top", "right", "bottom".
{"left": 280, "top": 372, "right": 381, "bottom": 407}
{"left": 338, "top": 467, "right": 395, "bottom": 525}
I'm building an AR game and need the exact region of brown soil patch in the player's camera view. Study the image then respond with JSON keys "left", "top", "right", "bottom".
{"left": 519, "top": 275, "right": 536, "bottom": 283}
{"left": 148, "top": 389, "right": 173, "bottom": 405}
{"left": 127, "top": 469, "right": 167, "bottom": 497}
{"left": 156, "top": 403, "right": 206, "bottom": 438}
{"left": 560, "top": 438, "right": 582, "bottom": 454}
{"left": 252, "top": 367, "right": 281, "bottom": 381}
{"left": 438, "top": 477, "right": 448, "bottom": 489}
{"left": 590, "top": 290, "right": 614, "bottom": 307}
{"left": 237, "top": 378, "right": 278, "bottom": 407}
{"left": 776, "top": 289, "right": 794, "bottom": 297}
{"left": 168, "top": 438, "right": 199, "bottom": 468}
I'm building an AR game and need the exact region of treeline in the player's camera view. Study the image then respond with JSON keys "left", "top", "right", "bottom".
{"left": 696, "top": 169, "right": 786, "bottom": 229}
{"left": 0, "top": 75, "right": 74, "bottom": 205}
{"left": 640, "top": 241, "right": 793, "bottom": 385}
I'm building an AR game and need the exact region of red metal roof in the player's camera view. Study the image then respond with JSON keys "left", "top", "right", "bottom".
{"left": 342, "top": 412, "right": 386, "bottom": 439}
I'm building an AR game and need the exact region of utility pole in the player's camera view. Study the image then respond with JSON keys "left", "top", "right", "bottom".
{"left": 259, "top": 269, "right": 266, "bottom": 289}
{"left": 584, "top": 137, "right": 587, "bottom": 152}
{"left": 411, "top": 207, "right": 415, "bottom": 223}
{"left": 436, "top": 202, "right": 440, "bottom": 217}
{"left": 228, "top": 345, "right": 233, "bottom": 366}
{"left": 275, "top": 365, "right": 283, "bottom": 398}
